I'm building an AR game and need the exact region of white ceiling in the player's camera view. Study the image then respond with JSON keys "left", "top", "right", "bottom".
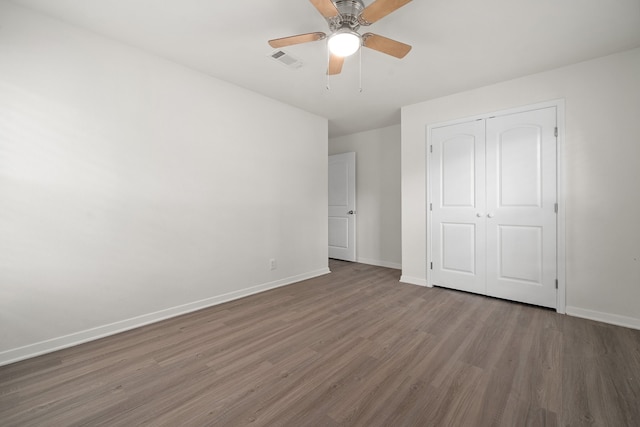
{"left": 9, "top": 0, "right": 640, "bottom": 137}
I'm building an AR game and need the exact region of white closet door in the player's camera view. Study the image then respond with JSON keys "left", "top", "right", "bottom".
{"left": 485, "top": 108, "right": 557, "bottom": 308}
{"left": 431, "top": 120, "right": 486, "bottom": 295}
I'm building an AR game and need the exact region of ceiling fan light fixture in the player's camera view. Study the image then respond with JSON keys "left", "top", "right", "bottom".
{"left": 328, "top": 29, "right": 361, "bottom": 57}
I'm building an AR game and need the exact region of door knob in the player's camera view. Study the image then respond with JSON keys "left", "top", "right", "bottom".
{"left": 348, "top": 210, "right": 355, "bottom": 215}
{"left": 476, "top": 213, "right": 483, "bottom": 218}
{"left": 487, "top": 213, "right": 495, "bottom": 218}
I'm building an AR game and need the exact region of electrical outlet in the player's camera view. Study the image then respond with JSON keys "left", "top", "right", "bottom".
{"left": 270, "top": 258, "right": 277, "bottom": 270}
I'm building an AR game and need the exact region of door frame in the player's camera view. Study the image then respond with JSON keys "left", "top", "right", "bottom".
{"left": 425, "top": 99, "right": 566, "bottom": 314}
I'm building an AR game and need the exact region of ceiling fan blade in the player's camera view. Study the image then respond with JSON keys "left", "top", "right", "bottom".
{"left": 362, "top": 33, "right": 412, "bottom": 58}
{"left": 360, "top": 0, "right": 412, "bottom": 24}
{"left": 309, "top": 0, "right": 340, "bottom": 19}
{"left": 268, "top": 32, "right": 327, "bottom": 48}
{"left": 328, "top": 54, "right": 345, "bottom": 75}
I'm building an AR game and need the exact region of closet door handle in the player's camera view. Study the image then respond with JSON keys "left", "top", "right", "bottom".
{"left": 487, "top": 213, "right": 495, "bottom": 218}
{"left": 476, "top": 213, "right": 484, "bottom": 218}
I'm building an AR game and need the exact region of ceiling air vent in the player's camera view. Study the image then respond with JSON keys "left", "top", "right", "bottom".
{"left": 269, "top": 50, "right": 303, "bottom": 69}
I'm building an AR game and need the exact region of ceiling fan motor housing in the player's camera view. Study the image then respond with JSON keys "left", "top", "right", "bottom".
{"left": 329, "top": 0, "right": 365, "bottom": 32}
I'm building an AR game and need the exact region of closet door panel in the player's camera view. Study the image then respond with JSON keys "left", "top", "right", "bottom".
{"left": 430, "top": 120, "right": 486, "bottom": 295}
{"left": 485, "top": 107, "right": 557, "bottom": 308}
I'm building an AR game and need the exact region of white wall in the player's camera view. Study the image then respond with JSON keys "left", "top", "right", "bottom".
{"left": 401, "top": 48, "right": 640, "bottom": 329}
{"left": 0, "top": 1, "right": 329, "bottom": 365}
{"left": 329, "top": 125, "right": 401, "bottom": 269}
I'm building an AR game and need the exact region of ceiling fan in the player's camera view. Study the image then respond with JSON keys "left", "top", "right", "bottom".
{"left": 268, "top": 0, "right": 412, "bottom": 75}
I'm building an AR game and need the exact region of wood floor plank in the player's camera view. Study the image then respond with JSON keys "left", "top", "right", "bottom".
{"left": 1, "top": 260, "right": 639, "bottom": 426}
{"left": 561, "top": 316, "right": 640, "bottom": 426}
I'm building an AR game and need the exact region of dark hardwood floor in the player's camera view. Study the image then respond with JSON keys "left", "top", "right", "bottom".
{"left": 1, "top": 260, "right": 639, "bottom": 426}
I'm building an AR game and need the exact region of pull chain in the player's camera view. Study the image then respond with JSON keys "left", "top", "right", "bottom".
{"left": 326, "top": 47, "right": 331, "bottom": 91}
{"left": 359, "top": 45, "right": 363, "bottom": 93}
{"left": 325, "top": 46, "right": 364, "bottom": 92}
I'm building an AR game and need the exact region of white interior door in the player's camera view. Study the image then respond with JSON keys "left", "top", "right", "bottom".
{"left": 431, "top": 120, "right": 486, "bottom": 294}
{"left": 329, "top": 152, "right": 356, "bottom": 261}
{"left": 485, "top": 108, "right": 557, "bottom": 308}
{"left": 429, "top": 107, "right": 558, "bottom": 309}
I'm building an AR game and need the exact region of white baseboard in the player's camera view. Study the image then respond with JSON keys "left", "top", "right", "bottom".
{"left": 0, "top": 268, "right": 330, "bottom": 367}
{"left": 566, "top": 306, "right": 640, "bottom": 331}
{"left": 400, "top": 275, "right": 430, "bottom": 287}
{"left": 356, "top": 257, "right": 401, "bottom": 270}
